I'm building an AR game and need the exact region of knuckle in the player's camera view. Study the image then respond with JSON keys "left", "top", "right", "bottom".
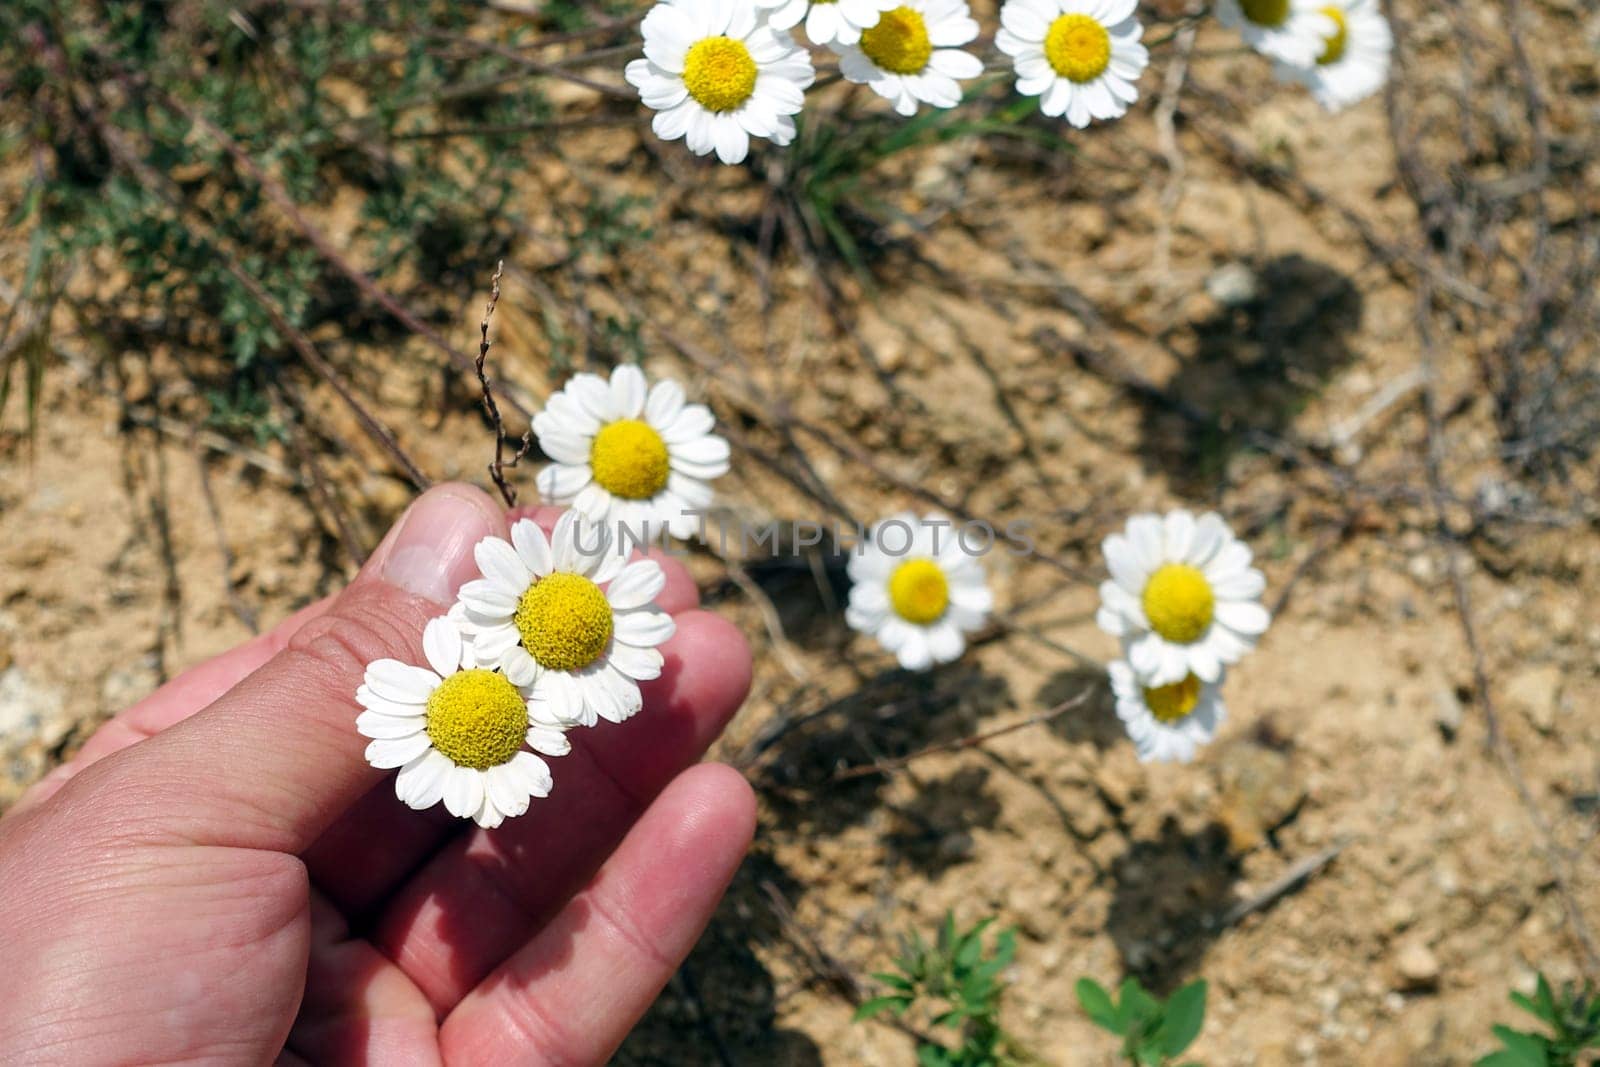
{"left": 281, "top": 584, "right": 434, "bottom": 691}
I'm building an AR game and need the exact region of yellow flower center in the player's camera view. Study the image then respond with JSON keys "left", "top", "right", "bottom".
{"left": 860, "top": 7, "right": 933, "bottom": 75}
{"left": 1141, "top": 564, "right": 1215, "bottom": 644}
{"left": 1317, "top": 7, "right": 1347, "bottom": 64}
{"left": 1239, "top": 0, "right": 1290, "bottom": 27}
{"left": 682, "top": 36, "right": 759, "bottom": 113}
{"left": 424, "top": 669, "right": 529, "bottom": 771}
{"left": 590, "top": 418, "right": 671, "bottom": 500}
{"left": 515, "top": 573, "right": 615, "bottom": 673}
{"left": 1143, "top": 674, "right": 1203, "bottom": 724}
{"left": 1044, "top": 14, "right": 1111, "bottom": 83}
{"left": 888, "top": 558, "right": 949, "bottom": 625}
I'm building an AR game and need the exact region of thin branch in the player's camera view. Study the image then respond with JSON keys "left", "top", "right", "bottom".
{"left": 829, "top": 686, "right": 1097, "bottom": 782}
{"left": 475, "top": 261, "right": 531, "bottom": 508}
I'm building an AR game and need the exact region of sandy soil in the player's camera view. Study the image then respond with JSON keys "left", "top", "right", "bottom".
{"left": 2, "top": 0, "right": 1598, "bottom": 1064}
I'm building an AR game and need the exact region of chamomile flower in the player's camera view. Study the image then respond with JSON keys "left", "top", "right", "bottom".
{"left": 833, "top": 1, "right": 984, "bottom": 116}
{"left": 1096, "top": 510, "right": 1270, "bottom": 687}
{"left": 996, "top": 0, "right": 1148, "bottom": 128}
{"left": 533, "top": 364, "right": 730, "bottom": 543}
{"left": 1275, "top": 0, "right": 1391, "bottom": 112}
{"left": 1108, "top": 660, "right": 1226, "bottom": 764}
{"left": 757, "top": 0, "right": 901, "bottom": 45}
{"left": 846, "top": 512, "right": 992, "bottom": 671}
{"left": 455, "top": 512, "right": 675, "bottom": 729}
{"left": 356, "top": 616, "right": 570, "bottom": 829}
{"left": 625, "top": 0, "right": 815, "bottom": 165}
{"left": 1214, "top": 0, "right": 1337, "bottom": 67}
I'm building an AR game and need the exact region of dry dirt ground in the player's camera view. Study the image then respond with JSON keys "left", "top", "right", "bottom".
{"left": 3, "top": 1, "right": 1599, "bottom": 1064}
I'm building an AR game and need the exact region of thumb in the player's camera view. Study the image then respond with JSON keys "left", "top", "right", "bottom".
{"left": 55, "top": 482, "right": 507, "bottom": 853}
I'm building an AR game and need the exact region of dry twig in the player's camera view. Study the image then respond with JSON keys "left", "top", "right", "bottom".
{"left": 475, "top": 262, "right": 532, "bottom": 508}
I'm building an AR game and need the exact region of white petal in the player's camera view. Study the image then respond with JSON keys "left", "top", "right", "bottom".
{"left": 1163, "top": 511, "right": 1196, "bottom": 560}
{"left": 606, "top": 560, "right": 667, "bottom": 611}
{"left": 443, "top": 766, "right": 485, "bottom": 819}
{"left": 606, "top": 640, "right": 664, "bottom": 681}
{"left": 645, "top": 379, "right": 686, "bottom": 426}
{"left": 501, "top": 646, "right": 539, "bottom": 688}
{"left": 661, "top": 404, "right": 716, "bottom": 444}
{"left": 457, "top": 579, "right": 520, "bottom": 617}
{"left": 356, "top": 710, "right": 427, "bottom": 740}
{"left": 526, "top": 725, "right": 571, "bottom": 757}
{"left": 396, "top": 750, "right": 452, "bottom": 809}
{"left": 366, "top": 732, "right": 433, "bottom": 769}
{"left": 511, "top": 750, "right": 554, "bottom": 799}
{"left": 511, "top": 518, "right": 554, "bottom": 577}
{"left": 896, "top": 629, "right": 934, "bottom": 671}
{"left": 365, "top": 660, "right": 441, "bottom": 704}
{"left": 614, "top": 609, "right": 677, "bottom": 648}
{"left": 537, "top": 463, "right": 593, "bottom": 503}
{"left": 926, "top": 621, "right": 966, "bottom": 663}
{"left": 1103, "top": 534, "right": 1147, "bottom": 594}
{"left": 476, "top": 537, "right": 533, "bottom": 593}
{"left": 485, "top": 763, "right": 533, "bottom": 821}
{"left": 610, "top": 364, "right": 648, "bottom": 418}
{"left": 1127, "top": 515, "right": 1166, "bottom": 570}
{"left": 1215, "top": 600, "right": 1271, "bottom": 636}
{"left": 421, "top": 617, "right": 463, "bottom": 677}
{"left": 356, "top": 685, "right": 426, "bottom": 718}
{"left": 538, "top": 430, "right": 592, "bottom": 466}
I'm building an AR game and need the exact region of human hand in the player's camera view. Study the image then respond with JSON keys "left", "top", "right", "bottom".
{"left": 0, "top": 483, "right": 755, "bottom": 1065}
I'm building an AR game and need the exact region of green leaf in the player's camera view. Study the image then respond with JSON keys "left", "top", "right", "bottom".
{"left": 1118, "top": 977, "right": 1160, "bottom": 1030}
{"left": 1076, "top": 978, "right": 1122, "bottom": 1034}
{"left": 1476, "top": 1053, "right": 1540, "bottom": 1067}
{"left": 853, "top": 996, "right": 911, "bottom": 1022}
{"left": 991, "top": 928, "right": 1018, "bottom": 970}
{"left": 1488, "top": 1026, "right": 1550, "bottom": 1067}
{"left": 1160, "top": 980, "right": 1209, "bottom": 1056}
{"left": 871, "top": 971, "right": 915, "bottom": 992}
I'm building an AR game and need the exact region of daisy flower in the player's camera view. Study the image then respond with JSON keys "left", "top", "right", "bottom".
{"left": 1275, "top": 0, "right": 1392, "bottom": 112}
{"left": 625, "top": 0, "right": 815, "bottom": 165}
{"left": 1096, "top": 510, "right": 1270, "bottom": 687}
{"left": 757, "top": 0, "right": 901, "bottom": 45}
{"left": 455, "top": 512, "right": 676, "bottom": 729}
{"left": 846, "top": 512, "right": 992, "bottom": 671}
{"left": 1108, "top": 660, "right": 1226, "bottom": 764}
{"left": 356, "top": 616, "right": 570, "bottom": 829}
{"left": 996, "top": 0, "right": 1148, "bottom": 128}
{"left": 833, "top": 1, "right": 984, "bottom": 116}
{"left": 533, "top": 364, "right": 730, "bottom": 543}
{"left": 1214, "top": 0, "right": 1338, "bottom": 67}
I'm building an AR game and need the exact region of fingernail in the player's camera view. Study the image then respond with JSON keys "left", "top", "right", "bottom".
{"left": 376, "top": 484, "right": 502, "bottom": 605}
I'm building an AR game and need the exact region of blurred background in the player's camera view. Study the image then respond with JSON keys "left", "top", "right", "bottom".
{"left": 1, "top": 0, "right": 1598, "bottom": 1062}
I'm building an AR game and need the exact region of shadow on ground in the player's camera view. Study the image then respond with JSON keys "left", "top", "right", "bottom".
{"left": 752, "top": 661, "right": 1015, "bottom": 838}
{"left": 613, "top": 848, "right": 825, "bottom": 1065}
{"left": 1039, "top": 667, "right": 1122, "bottom": 751}
{"left": 1141, "top": 254, "right": 1363, "bottom": 491}
{"left": 1104, "top": 816, "right": 1241, "bottom": 994}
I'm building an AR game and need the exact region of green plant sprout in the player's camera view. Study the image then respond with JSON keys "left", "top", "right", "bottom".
{"left": 855, "top": 913, "right": 1030, "bottom": 1067}
{"left": 1076, "top": 975, "right": 1208, "bottom": 1067}
{"left": 1476, "top": 974, "right": 1600, "bottom": 1067}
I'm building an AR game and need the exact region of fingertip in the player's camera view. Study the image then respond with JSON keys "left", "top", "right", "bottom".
{"left": 679, "top": 762, "right": 757, "bottom": 846}
{"left": 365, "top": 481, "right": 510, "bottom": 607}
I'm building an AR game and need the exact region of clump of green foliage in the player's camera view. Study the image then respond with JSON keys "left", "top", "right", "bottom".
{"left": 1076, "top": 975, "right": 1208, "bottom": 1066}
{"left": 1477, "top": 974, "right": 1600, "bottom": 1067}
{"left": 855, "top": 913, "right": 1028, "bottom": 1067}
{"left": 0, "top": 0, "right": 638, "bottom": 442}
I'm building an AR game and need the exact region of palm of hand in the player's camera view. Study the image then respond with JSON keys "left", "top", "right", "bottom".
{"left": 0, "top": 489, "right": 753, "bottom": 1065}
